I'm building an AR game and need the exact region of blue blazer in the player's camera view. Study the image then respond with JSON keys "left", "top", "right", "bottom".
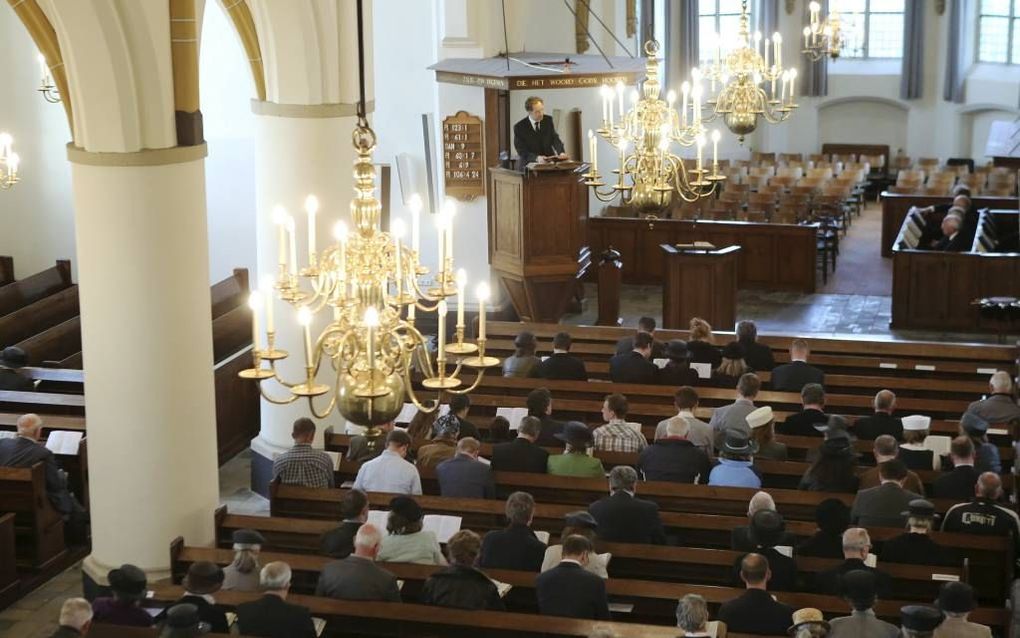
{"left": 436, "top": 454, "right": 497, "bottom": 499}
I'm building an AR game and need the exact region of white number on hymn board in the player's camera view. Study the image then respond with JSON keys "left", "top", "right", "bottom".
{"left": 443, "top": 143, "right": 469, "bottom": 151}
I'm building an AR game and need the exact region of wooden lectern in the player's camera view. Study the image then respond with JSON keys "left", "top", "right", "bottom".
{"left": 660, "top": 244, "right": 740, "bottom": 330}
{"left": 489, "top": 164, "right": 590, "bottom": 322}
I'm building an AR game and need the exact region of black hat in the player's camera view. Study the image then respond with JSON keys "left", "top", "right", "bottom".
{"left": 900, "top": 498, "right": 936, "bottom": 518}
{"left": 721, "top": 430, "right": 758, "bottom": 456}
{"left": 815, "top": 498, "right": 851, "bottom": 534}
{"left": 839, "top": 569, "right": 877, "bottom": 603}
{"left": 108, "top": 564, "right": 147, "bottom": 596}
{"left": 231, "top": 529, "right": 266, "bottom": 546}
{"left": 389, "top": 496, "right": 423, "bottom": 523}
{"left": 749, "top": 509, "right": 786, "bottom": 547}
{"left": 900, "top": 605, "right": 943, "bottom": 631}
{"left": 938, "top": 581, "right": 976, "bottom": 614}
{"left": 564, "top": 511, "right": 598, "bottom": 529}
{"left": 555, "top": 421, "right": 594, "bottom": 448}
{"left": 819, "top": 436, "right": 853, "bottom": 458}
{"left": 183, "top": 561, "right": 224, "bottom": 595}
{"left": 721, "top": 341, "right": 745, "bottom": 360}
{"left": 0, "top": 346, "right": 27, "bottom": 369}
{"left": 665, "top": 340, "right": 690, "bottom": 361}
{"left": 163, "top": 603, "right": 211, "bottom": 633}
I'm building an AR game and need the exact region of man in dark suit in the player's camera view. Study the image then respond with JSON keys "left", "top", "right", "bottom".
{"left": 490, "top": 416, "right": 548, "bottom": 473}
{"left": 236, "top": 561, "right": 316, "bottom": 638}
{"left": 858, "top": 436, "right": 925, "bottom": 494}
{"left": 525, "top": 387, "right": 565, "bottom": 447}
{"left": 320, "top": 489, "right": 368, "bottom": 558}
{"left": 536, "top": 331, "right": 587, "bottom": 381}
{"left": 851, "top": 460, "right": 922, "bottom": 529}
{"left": 608, "top": 332, "right": 658, "bottom": 384}
{"left": 614, "top": 316, "right": 666, "bottom": 359}
{"left": 776, "top": 384, "right": 828, "bottom": 437}
{"left": 934, "top": 209, "right": 968, "bottom": 251}
{"left": 813, "top": 527, "right": 891, "bottom": 597}
{"left": 770, "top": 339, "right": 824, "bottom": 392}
{"left": 0, "top": 413, "right": 78, "bottom": 515}
{"left": 0, "top": 347, "right": 34, "bottom": 390}
{"left": 736, "top": 320, "right": 775, "bottom": 371}
{"left": 853, "top": 389, "right": 904, "bottom": 440}
{"left": 436, "top": 437, "right": 496, "bottom": 499}
{"left": 716, "top": 553, "right": 795, "bottom": 635}
{"left": 934, "top": 436, "right": 981, "bottom": 501}
{"left": 479, "top": 492, "right": 546, "bottom": 572}
{"left": 734, "top": 510, "right": 796, "bottom": 592}
{"left": 589, "top": 466, "right": 666, "bottom": 544}
{"left": 316, "top": 523, "right": 401, "bottom": 601}
{"left": 162, "top": 561, "right": 230, "bottom": 633}
{"left": 513, "top": 96, "right": 567, "bottom": 166}
{"left": 535, "top": 534, "right": 611, "bottom": 619}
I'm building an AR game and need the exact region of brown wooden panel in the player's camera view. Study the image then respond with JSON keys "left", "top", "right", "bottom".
{"left": 491, "top": 172, "right": 522, "bottom": 269}
{"left": 881, "top": 193, "right": 1017, "bottom": 257}
{"left": 0, "top": 286, "right": 78, "bottom": 348}
{"left": 0, "top": 260, "right": 73, "bottom": 318}
{"left": 661, "top": 246, "right": 738, "bottom": 330}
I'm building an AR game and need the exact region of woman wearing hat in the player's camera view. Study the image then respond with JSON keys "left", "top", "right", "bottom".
{"left": 788, "top": 608, "right": 830, "bottom": 637}
{"left": 547, "top": 422, "right": 605, "bottom": 478}
{"left": 708, "top": 430, "right": 762, "bottom": 488}
{"left": 502, "top": 331, "right": 541, "bottom": 378}
{"left": 91, "top": 564, "right": 154, "bottom": 627}
{"left": 747, "top": 406, "right": 787, "bottom": 461}
{"left": 158, "top": 603, "right": 211, "bottom": 638}
{"left": 878, "top": 499, "right": 950, "bottom": 567}
{"left": 687, "top": 318, "right": 722, "bottom": 368}
{"left": 540, "top": 511, "right": 609, "bottom": 578}
{"left": 933, "top": 581, "right": 991, "bottom": 637}
{"left": 416, "top": 414, "right": 460, "bottom": 469}
{"left": 658, "top": 340, "right": 699, "bottom": 386}
{"left": 799, "top": 437, "right": 859, "bottom": 493}
{"left": 377, "top": 496, "right": 447, "bottom": 565}
{"left": 713, "top": 341, "right": 752, "bottom": 387}
{"left": 221, "top": 529, "right": 266, "bottom": 592}
{"left": 796, "top": 499, "right": 850, "bottom": 559}
{"left": 959, "top": 412, "right": 1001, "bottom": 474}
{"left": 900, "top": 415, "right": 941, "bottom": 471}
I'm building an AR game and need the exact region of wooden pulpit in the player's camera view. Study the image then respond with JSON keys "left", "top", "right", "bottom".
{"left": 489, "top": 164, "right": 589, "bottom": 322}
{"left": 661, "top": 244, "right": 740, "bottom": 330}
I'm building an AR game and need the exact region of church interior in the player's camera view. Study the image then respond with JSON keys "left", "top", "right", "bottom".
{"left": 1, "top": 0, "right": 1020, "bottom": 636}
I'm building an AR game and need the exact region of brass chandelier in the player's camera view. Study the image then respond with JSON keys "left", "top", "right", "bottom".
{"left": 37, "top": 54, "right": 61, "bottom": 104}
{"left": 0, "top": 133, "right": 19, "bottom": 191}
{"left": 239, "top": 0, "right": 499, "bottom": 426}
{"left": 802, "top": 1, "right": 844, "bottom": 62}
{"left": 699, "top": 0, "right": 798, "bottom": 142}
{"left": 585, "top": 40, "right": 725, "bottom": 212}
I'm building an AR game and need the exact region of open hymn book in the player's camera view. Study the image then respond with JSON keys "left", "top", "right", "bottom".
{"left": 366, "top": 509, "right": 463, "bottom": 543}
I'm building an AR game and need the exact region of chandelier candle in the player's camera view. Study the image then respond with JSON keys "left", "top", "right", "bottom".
{"left": 305, "top": 195, "right": 319, "bottom": 266}
{"left": 260, "top": 275, "right": 275, "bottom": 334}
{"left": 287, "top": 216, "right": 297, "bottom": 278}
{"left": 273, "top": 206, "right": 287, "bottom": 272}
{"left": 297, "top": 306, "right": 313, "bottom": 368}
{"left": 409, "top": 193, "right": 422, "bottom": 257}
{"left": 392, "top": 219, "right": 406, "bottom": 298}
{"left": 248, "top": 291, "right": 263, "bottom": 351}
{"left": 476, "top": 283, "right": 489, "bottom": 341}
{"left": 455, "top": 269, "right": 466, "bottom": 330}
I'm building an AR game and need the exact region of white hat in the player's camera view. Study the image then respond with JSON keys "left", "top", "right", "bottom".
{"left": 746, "top": 406, "right": 774, "bottom": 429}
{"left": 902, "top": 414, "right": 931, "bottom": 431}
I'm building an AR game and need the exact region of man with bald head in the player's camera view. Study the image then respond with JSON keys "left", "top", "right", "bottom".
{"left": 934, "top": 209, "right": 968, "bottom": 251}
{"left": 853, "top": 390, "right": 903, "bottom": 440}
{"left": 965, "top": 371, "right": 1020, "bottom": 425}
{"left": 0, "top": 414, "right": 75, "bottom": 513}
{"left": 942, "top": 472, "right": 1020, "bottom": 562}
{"left": 716, "top": 553, "right": 795, "bottom": 635}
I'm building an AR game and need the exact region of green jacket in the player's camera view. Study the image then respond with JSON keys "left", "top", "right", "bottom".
{"left": 547, "top": 452, "right": 605, "bottom": 478}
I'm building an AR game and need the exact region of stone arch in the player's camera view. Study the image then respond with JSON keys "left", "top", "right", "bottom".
{"left": 817, "top": 96, "right": 910, "bottom": 152}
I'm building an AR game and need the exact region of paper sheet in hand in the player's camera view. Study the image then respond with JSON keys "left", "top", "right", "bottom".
{"left": 423, "top": 514, "right": 462, "bottom": 543}
{"left": 865, "top": 553, "right": 877, "bottom": 568}
{"left": 366, "top": 509, "right": 390, "bottom": 533}
{"left": 488, "top": 577, "right": 513, "bottom": 598}
{"left": 496, "top": 407, "right": 528, "bottom": 430}
{"left": 652, "top": 358, "right": 669, "bottom": 369}
{"left": 691, "top": 362, "right": 712, "bottom": 379}
{"left": 0, "top": 431, "right": 16, "bottom": 440}
{"left": 312, "top": 617, "right": 327, "bottom": 636}
{"left": 45, "top": 430, "right": 83, "bottom": 455}
{"left": 325, "top": 451, "right": 342, "bottom": 470}
{"left": 925, "top": 435, "right": 951, "bottom": 459}
{"left": 534, "top": 531, "right": 550, "bottom": 545}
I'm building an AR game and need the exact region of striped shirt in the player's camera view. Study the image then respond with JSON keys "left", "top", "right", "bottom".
{"left": 272, "top": 443, "right": 335, "bottom": 488}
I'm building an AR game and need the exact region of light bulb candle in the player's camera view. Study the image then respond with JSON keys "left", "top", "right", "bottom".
{"left": 445, "top": 202, "right": 455, "bottom": 286}
{"left": 803, "top": 26, "right": 811, "bottom": 49}
{"left": 774, "top": 33, "right": 782, "bottom": 66}
{"left": 38, "top": 54, "right": 51, "bottom": 86}
{"left": 587, "top": 129, "right": 597, "bottom": 175}
{"left": 363, "top": 306, "right": 379, "bottom": 381}
{"left": 455, "top": 268, "right": 467, "bottom": 331}
{"left": 391, "top": 218, "right": 406, "bottom": 299}
{"left": 600, "top": 85, "right": 609, "bottom": 125}
{"left": 273, "top": 206, "right": 288, "bottom": 274}
{"left": 260, "top": 274, "right": 275, "bottom": 334}
{"left": 680, "top": 82, "right": 689, "bottom": 128}
{"left": 788, "top": 69, "right": 797, "bottom": 106}
{"left": 764, "top": 37, "right": 770, "bottom": 69}
{"left": 304, "top": 195, "right": 319, "bottom": 266}
{"left": 476, "top": 282, "right": 490, "bottom": 341}
{"left": 615, "top": 81, "right": 624, "bottom": 125}
{"left": 297, "top": 306, "right": 313, "bottom": 369}
{"left": 435, "top": 207, "right": 448, "bottom": 286}
{"left": 695, "top": 133, "right": 705, "bottom": 174}
{"left": 6, "top": 154, "right": 17, "bottom": 179}
{"left": 286, "top": 216, "right": 298, "bottom": 278}
{"left": 711, "top": 130, "right": 721, "bottom": 174}
{"left": 436, "top": 300, "right": 448, "bottom": 374}
{"left": 616, "top": 139, "right": 627, "bottom": 186}
{"left": 248, "top": 291, "right": 263, "bottom": 352}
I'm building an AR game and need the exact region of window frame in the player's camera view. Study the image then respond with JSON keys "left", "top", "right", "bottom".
{"left": 697, "top": 0, "right": 749, "bottom": 64}
{"left": 833, "top": 0, "right": 905, "bottom": 61}
{"left": 976, "top": 0, "right": 1020, "bottom": 65}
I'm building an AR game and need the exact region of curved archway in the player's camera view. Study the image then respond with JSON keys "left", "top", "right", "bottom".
{"left": 957, "top": 104, "right": 1020, "bottom": 160}
{"left": 817, "top": 96, "right": 909, "bottom": 152}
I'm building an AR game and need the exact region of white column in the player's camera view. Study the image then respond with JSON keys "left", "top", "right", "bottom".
{"left": 70, "top": 144, "right": 219, "bottom": 583}
{"left": 249, "top": 103, "right": 358, "bottom": 492}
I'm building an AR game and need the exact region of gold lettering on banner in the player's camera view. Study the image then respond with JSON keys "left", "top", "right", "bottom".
{"left": 442, "top": 111, "right": 485, "bottom": 202}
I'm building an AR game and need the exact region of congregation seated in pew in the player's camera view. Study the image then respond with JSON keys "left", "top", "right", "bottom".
{"left": 608, "top": 331, "right": 659, "bottom": 384}
{"left": 734, "top": 509, "right": 797, "bottom": 592}
{"left": 958, "top": 412, "right": 1000, "bottom": 474}
{"left": 932, "top": 436, "right": 979, "bottom": 500}
{"left": 90, "top": 564, "right": 153, "bottom": 627}
{"left": 316, "top": 522, "right": 400, "bottom": 602}
{"left": 613, "top": 315, "right": 665, "bottom": 359}
{"left": 415, "top": 414, "right": 459, "bottom": 470}
{"left": 352, "top": 429, "right": 421, "bottom": 496}
{"left": 716, "top": 553, "right": 794, "bottom": 635}
{"left": 158, "top": 561, "right": 230, "bottom": 633}
{"left": 814, "top": 527, "right": 891, "bottom": 597}
{"left": 965, "top": 370, "right": 1020, "bottom": 424}
{"left": 502, "top": 331, "right": 541, "bottom": 378}
{"left": 540, "top": 511, "right": 609, "bottom": 578}
{"left": 796, "top": 498, "right": 851, "bottom": 559}
{"left": 879, "top": 499, "right": 950, "bottom": 567}
{"left": 319, "top": 489, "right": 368, "bottom": 559}
{"left": 828, "top": 569, "right": 899, "bottom": 638}
{"left": 748, "top": 405, "right": 787, "bottom": 461}
{"left": 420, "top": 529, "right": 504, "bottom": 611}
{"left": 640, "top": 414, "right": 711, "bottom": 484}
{"left": 853, "top": 389, "right": 904, "bottom": 440}
{"left": 535, "top": 534, "right": 611, "bottom": 620}
{"left": 862, "top": 435, "right": 925, "bottom": 494}
{"left": 235, "top": 561, "right": 316, "bottom": 638}
{"left": 592, "top": 393, "right": 647, "bottom": 453}
{"left": 377, "top": 496, "right": 446, "bottom": 565}
{"left": 588, "top": 466, "right": 666, "bottom": 545}
{"left": 657, "top": 339, "right": 699, "bottom": 387}
{"left": 526, "top": 387, "right": 565, "bottom": 447}
{"left": 654, "top": 386, "right": 714, "bottom": 456}
{"left": 489, "top": 415, "right": 548, "bottom": 473}
{"left": 535, "top": 331, "right": 587, "bottom": 381}
{"left": 799, "top": 435, "right": 860, "bottom": 494}
{"left": 712, "top": 341, "right": 752, "bottom": 387}
{"left": 548, "top": 422, "right": 604, "bottom": 478}
{"left": 0, "top": 346, "right": 34, "bottom": 390}
{"left": 735, "top": 319, "right": 775, "bottom": 372}
{"left": 852, "top": 459, "right": 922, "bottom": 529}
{"left": 686, "top": 317, "right": 721, "bottom": 369}
{"left": 709, "top": 430, "right": 762, "bottom": 489}
{"left": 777, "top": 383, "right": 829, "bottom": 437}
{"left": 221, "top": 529, "right": 265, "bottom": 592}
{"left": 942, "top": 471, "right": 1020, "bottom": 561}
{"left": 478, "top": 491, "right": 545, "bottom": 572}
{"left": 770, "top": 339, "right": 825, "bottom": 392}
{"left": 272, "top": 418, "right": 334, "bottom": 489}
{"left": 435, "top": 437, "right": 496, "bottom": 499}
{"left": 708, "top": 373, "right": 761, "bottom": 446}
{"left": 899, "top": 415, "right": 941, "bottom": 471}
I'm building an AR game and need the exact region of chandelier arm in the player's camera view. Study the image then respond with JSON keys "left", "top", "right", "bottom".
{"left": 402, "top": 369, "right": 441, "bottom": 414}
{"left": 266, "top": 360, "right": 307, "bottom": 389}
{"left": 256, "top": 382, "right": 302, "bottom": 405}
{"left": 444, "top": 369, "right": 490, "bottom": 395}
{"left": 307, "top": 391, "right": 338, "bottom": 419}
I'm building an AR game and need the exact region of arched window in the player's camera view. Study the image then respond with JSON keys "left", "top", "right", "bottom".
{"left": 977, "top": 0, "right": 1020, "bottom": 63}
{"left": 832, "top": 0, "right": 905, "bottom": 59}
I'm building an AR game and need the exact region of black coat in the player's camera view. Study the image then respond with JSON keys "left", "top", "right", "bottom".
{"left": 638, "top": 439, "right": 710, "bottom": 484}
{"left": 733, "top": 547, "right": 796, "bottom": 592}
{"left": 797, "top": 531, "right": 845, "bottom": 559}
{"left": 0, "top": 437, "right": 75, "bottom": 514}
{"left": 420, "top": 565, "right": 505, "bottom": 611}
{"left": 608, "top": 351, "right": 658, "bottom": 384}
{"left": 235, "top": 594, "right": 316, "bottom": 638}
{"left": 777, "top": 408, "right": 828, "bottom": 437}
{"left": 534, "top": 416, "right": 566, "bottom": 448}
{"left": 935, "top": 232, "right": 969, "bottom": 252}
{"left": 686, "top": 340, "right": 722, "bottom": 368}
{"left": 319, "top": 521, "right": 361, "bottom": 559}
{"left": 614, "top": 335, "right": 666, "bottom": 359}
{"left": 740, "top": 339, "right": 775, "bottom": 371}
{"left": 0, "top": 369, "right": 34, "bottom": 390}
{"left": 814, "top": 558, "right": 891, "bottom": 597}
{"left": 163, "top": 595, "right": 230, "bottom": 634}
{"left": 490, "top": 437, "right": 549, "bottom": 473}
{"left": 479, "top": 524, "right": 546, "bottom": 572}
{"left": 879, "top": 532, "right": 950, "bottom": 566}
{"left": 933, "top": 465, "right": 981, "bottom": 501}
{"left": 853, "top": 412, "right": 903, "bottom": 440}
{"left": 717, "top": 589, "right": 795, "bottom": 635}
{"left": 513, "top": 115, "right": 565, "bottom": 165}
{"left": 770, "top": 360, "right": 825, "bottom": 392}
{"left": 536, "top": 353, "right": 588, "bottom": 381}
{"left": 731, "top": 527, "right": 795, "bottom": 552}
{"left": 657, "top": 363, "right": 700, "bottom": 387}
{"left": 589, "top": 491, "right": 667, "bottom": 545}
{"left": 899, "top": 447, "right": 935, "bottom": 471}
{"left": 535, "top": 562, "right": 611, "bottom": 619}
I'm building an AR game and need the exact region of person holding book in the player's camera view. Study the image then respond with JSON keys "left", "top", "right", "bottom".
{"left": 420, "top": 530, "right": 506, "bottom": 611}
{"left": 377, "top": 496, "right": 447, "bottom": 565}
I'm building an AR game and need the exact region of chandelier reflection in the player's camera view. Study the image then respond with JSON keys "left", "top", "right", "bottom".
{"left": 802, "top": 1, "right": 844, "bottom": 62}
{"left": 585, "top": 40, "right": 724, "bottom": 213}
{"left": 240, "top": 125, "right": 499, "bottom": 426}
{"left": 698, "top": 0, "right": 798, "bottom": 142}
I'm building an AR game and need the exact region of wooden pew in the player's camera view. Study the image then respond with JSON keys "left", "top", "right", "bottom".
{"left": 210, "top": 268, "right": 249, "bottom": 320}
{"left": 91, "top": 629, "right": 237, "bottom": 638}
{"left": 0, "top": 286, "right": 79, "bottom": 348}
{"left": 881, "top": 192, "right": 1018, "bottom": 258}
{"left": 0, "top": 260, "right": 72, "bottom": 318}
{"left": 14, "top": 316, "right": 81, "bottom": 367}
{"left": 0, "top": 256, "right": 14, "bottom": 288}
{"left": 0, "top": 513, "right": 18, "bottom": 608}
{"left": 0, "top": 463, "right": 66, "bottom": 569}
